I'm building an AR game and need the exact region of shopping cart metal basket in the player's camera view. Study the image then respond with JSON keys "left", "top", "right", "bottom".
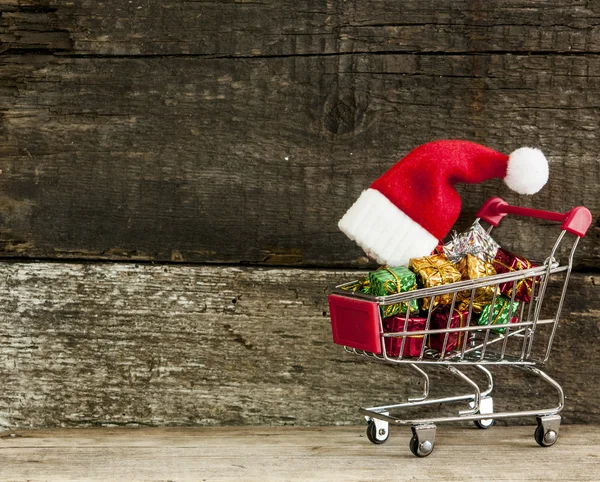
{"left": 328, "top": 197, "right": 592, "bottom": 457}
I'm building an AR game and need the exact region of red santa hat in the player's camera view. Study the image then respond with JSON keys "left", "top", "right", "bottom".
{"left": 339, "top": 140, "right": 549, "bottom": 266}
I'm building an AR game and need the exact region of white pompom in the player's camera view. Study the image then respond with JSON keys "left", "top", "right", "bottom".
{"left": 504, "top": 147, "right": 549, "bottom": 195}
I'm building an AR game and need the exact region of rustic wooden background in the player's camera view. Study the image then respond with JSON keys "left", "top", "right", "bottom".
{"left": 1, "top": 1, "right": 599, "bottom": 430}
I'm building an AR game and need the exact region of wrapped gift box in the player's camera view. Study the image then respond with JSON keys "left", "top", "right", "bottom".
{"left": 492, "top": 248, "right": 537, "bottom": 303}
{"left": 409, "top": 254, "right": 462, "bottom": 310}
{"left": 368, "top": 266, "right": 419, "bottom": 317}
{"left": 429, "top": 309, "right": 470, "bottom": 353}
{"left": 383, "top": 316, "right": 427, "bottom": 358}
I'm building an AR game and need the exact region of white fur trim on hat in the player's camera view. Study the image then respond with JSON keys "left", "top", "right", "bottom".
{"left": 504, "top": 147, "right": 549, "bottom": 195}
{"left": 338, "top": 188, "right": 439, "bottom": 267}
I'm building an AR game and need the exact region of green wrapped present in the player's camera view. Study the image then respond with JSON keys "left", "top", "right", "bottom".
{"left": 477, "top": 296, "right": 519, "bottom": 334}
{"left": 368, "top": 266, "right": 419, "bottom": 318}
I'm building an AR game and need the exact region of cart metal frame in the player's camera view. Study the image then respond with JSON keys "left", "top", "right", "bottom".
{"left": 328, "top": 197, "right": 592, "bottom": 457}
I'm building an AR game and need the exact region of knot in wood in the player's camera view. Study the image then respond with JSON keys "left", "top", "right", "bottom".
{"left": 323, "top": 88, "right": 367, "bottom": 135}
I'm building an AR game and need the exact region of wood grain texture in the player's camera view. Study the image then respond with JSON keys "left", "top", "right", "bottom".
{"left": 1, "top": 426, "right": 599, "bottom": 481}
{"left": 1, "top": 51, "right": 599, "bottom": 267}
{"left": 1, "top": 2, "right": 600, "bottom": 268}
{"left": 4, "top": 1, "right": 600, "bottom": 56}
{"left": 1, "top": 263, "right": 598, "bottom": 430}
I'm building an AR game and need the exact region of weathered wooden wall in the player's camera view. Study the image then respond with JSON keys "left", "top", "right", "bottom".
{"left": 1, "top": 1, "right": 599, "bottom": 429}
{"left": 1, "top": 263, "right": 598, "bottom": 430}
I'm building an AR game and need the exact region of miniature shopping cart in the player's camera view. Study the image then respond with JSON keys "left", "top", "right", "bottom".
{"left": 328, "top": 197, "right": 592, "bottom": 457}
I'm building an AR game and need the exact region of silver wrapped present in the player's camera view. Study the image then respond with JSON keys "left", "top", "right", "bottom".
{"left": 443, "top": 220, "right": 500, "bottom": 264}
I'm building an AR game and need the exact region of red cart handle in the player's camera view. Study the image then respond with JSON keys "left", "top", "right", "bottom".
{"left": 476, "top": 197, "right": 592, "bottom": 238}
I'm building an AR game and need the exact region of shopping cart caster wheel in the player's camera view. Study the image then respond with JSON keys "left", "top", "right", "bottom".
{"left": 471, "top": 397, "right": 494, "bottom": 429}
{"left": 366, "top": 420, "right": 389, "bottom": 444}
{"left": 534, "top": 415, "right": 561, "bottom": 447}
{"left": 534, "top": 425, "right": 557, "bottom": 447}
{"left": 409, "top": 424, "right": 436, "bottom": 457}
{"left": 474, "top": 418, "right": 495, "bottom": 429}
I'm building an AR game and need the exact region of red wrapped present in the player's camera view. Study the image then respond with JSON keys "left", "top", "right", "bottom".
{"left": 431, "top": 242, "right": 445, "bottom": 255}
{"left": 429, "top": 309, "right": 470, "bottom": 353}
{"left": 492, "top": 248, "right": 537, "bottom": 302}
{"left": 383, "top": 316, "right": 427, "bottom": 358}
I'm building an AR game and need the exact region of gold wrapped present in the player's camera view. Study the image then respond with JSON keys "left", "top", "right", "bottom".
{"left": 409, "top": 254, "right": 462, "bottom": 310}
{"left": 456, "top": 254, "right": 499, "bottom": 313}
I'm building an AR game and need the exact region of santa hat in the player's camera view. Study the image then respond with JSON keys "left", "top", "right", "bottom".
{"left": 339, "top": 140, "right": 549, "bottom": 267}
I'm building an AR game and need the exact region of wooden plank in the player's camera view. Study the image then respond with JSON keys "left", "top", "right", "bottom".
{"left": 1, "top": 52, "right": 599, "bottom": 267}
{"left": 1, "top": 426, "right": 599, "bottom": 481}
{"left": 4, "top": 1, "right": 600, "bottom": 56}
{"left": 1, "top": 263, "right": 598, "bottom": 429}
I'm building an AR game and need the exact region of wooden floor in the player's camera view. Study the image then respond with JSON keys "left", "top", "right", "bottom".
{"left": 1, "top": 425, "right": 599, "bottom": 481}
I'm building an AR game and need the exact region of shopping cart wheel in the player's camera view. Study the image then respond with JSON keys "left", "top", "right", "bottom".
{"left": 366, "top": 419, "right": 389, "bottom": 444}
{"left": 409, "top": 424, "right": 436, "bottom": 457}
{"left": 474, "top": 417, "right": 495, "bottom": 429}
{"left": 471, "top": 397, "right": 494, "bottom": 429}
{"left": 534, "top": 415, "right": 561, "bottom": 447}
